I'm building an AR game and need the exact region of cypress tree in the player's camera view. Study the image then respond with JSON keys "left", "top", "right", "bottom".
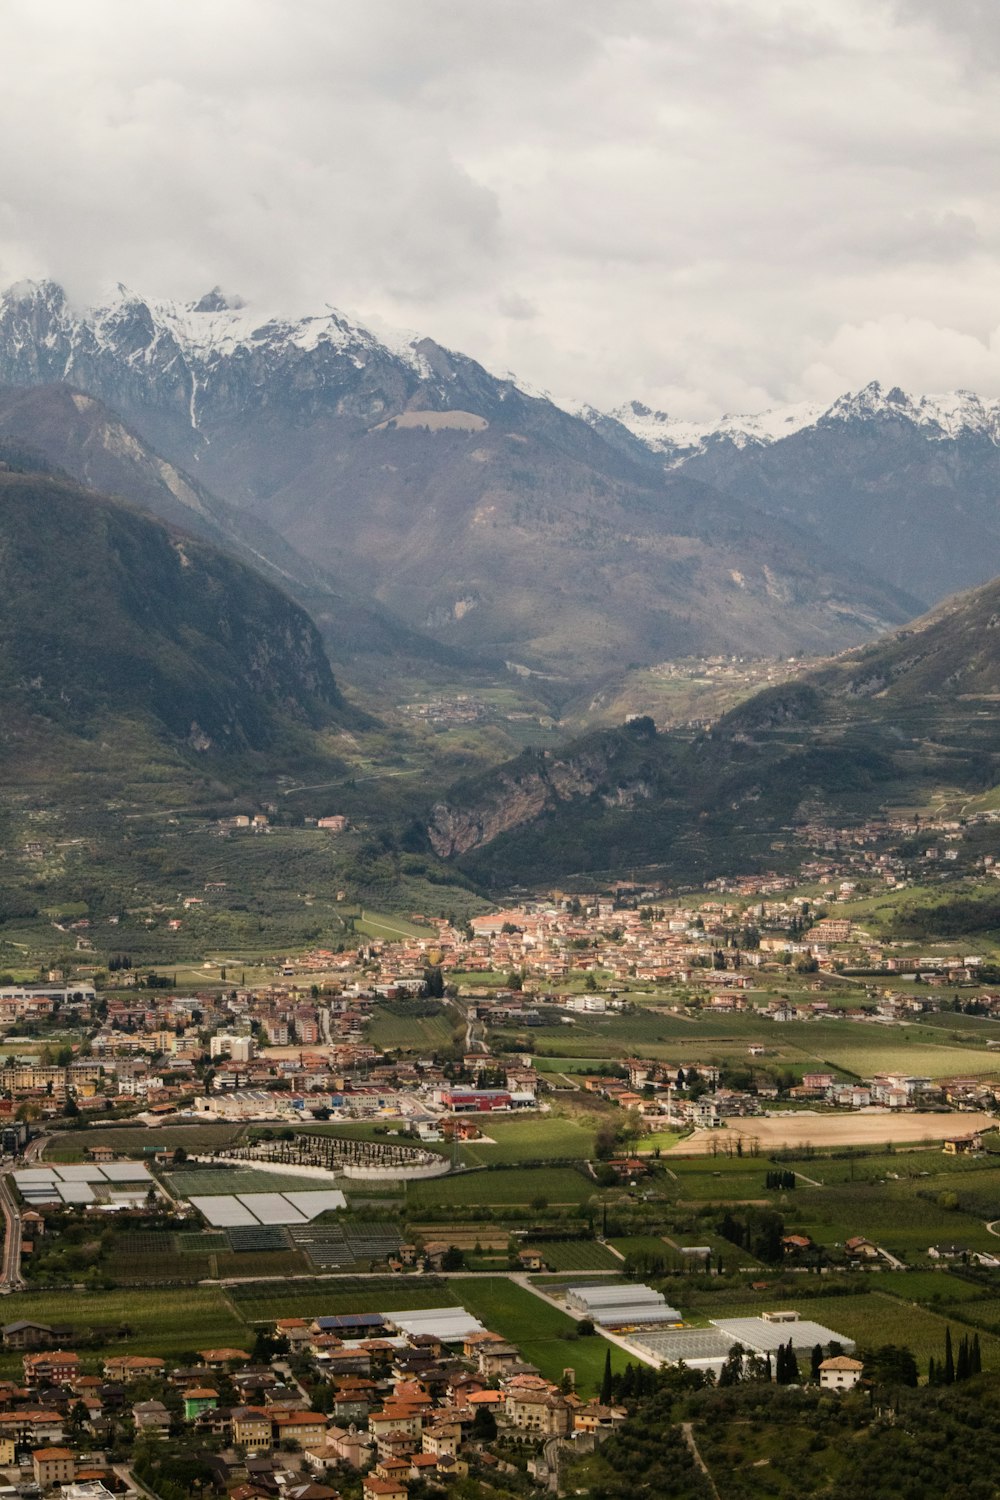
{"left": 956, "top": 1336, "right": 970, "bottom": 1383}
{"left": 972, "top": 1333, "right": 982, "bottom": 1375}
{"left": 787, "top": 1340, "right": 801, "bottom": 1385}
{"left": 944, "top": 1327, "right": 955, "bottom": 1385}
{"left": 600, "top": 1349, "right": 613, "bottom": 1405}
{"left": 811, "top": 1343, "right": 823, "bottom": 1382}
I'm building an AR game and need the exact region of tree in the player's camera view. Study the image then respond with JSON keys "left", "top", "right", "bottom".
{"left": 600, "top": 1348, "right": 613, "bottom": 1404}
{"left": 472, "top": 1403, "right": 497, "bottom": 1440}
{"left": 945, "top": 1326, "right": 955, "bottom": 1385}
{"left": 864, "top": 1344, "right": 919, "bottom": 1389}
{"left": 172, "top": 1146, "right": 187, "bottom": 1166}
{"left": 811, "top": 1343, "right": 823, "bottom": 1382}
{"left": 718, "top": 1344, "right": 745, "bottom": 1387}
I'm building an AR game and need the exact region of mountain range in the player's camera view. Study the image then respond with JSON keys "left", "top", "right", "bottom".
{"left": 595, "top": 382, "right": 1000, "bottom": 606}
{"left": 7, "top": 276, "right": 1000, "bottom": 899}
{"left": 0, "top": 281, "right": 917, "bottom": 685}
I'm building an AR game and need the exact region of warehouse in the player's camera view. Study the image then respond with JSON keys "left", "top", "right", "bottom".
{"left": 711, "top": 1312, "right": 856, "bottom": 1356}
{"left": 563, "top": 1283, "right": 681, "bottom": 1328}
{"left": 632, "top": 1311, "right": 854, "bottom": 1375}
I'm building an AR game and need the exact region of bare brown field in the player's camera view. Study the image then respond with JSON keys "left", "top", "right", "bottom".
{"left": 667, "top": 1110, "right": 997, "bottom": 1155}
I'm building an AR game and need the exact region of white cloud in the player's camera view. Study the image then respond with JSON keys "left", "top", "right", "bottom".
{"left": 2, "top": 0, "right": 1000, "bottom": 417}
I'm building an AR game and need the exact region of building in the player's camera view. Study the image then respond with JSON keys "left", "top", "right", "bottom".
{"left": 24, "top": 1350, "right": 80, "bottom": 1386}
{"left": 33, "top": 1448, "right": 76, "bottom": 1487}
{"left": 232, "top": 1407, "right": 273, "bottom": 1452}
{"left": 504, "top": 1390, "right": 572, "bottom": 1436}
{"left": 563, "top": 1284, "right": 680, "bottom": 1328}
{"left": 132, "top": 1399, "right": 171, "bottom": 1433}
{"left": 819, "top": 1355, "right": 864, "bottom": 1391}
{"left": 2, "top": 1321, "right": 56, "bottom": 1349}
{"left": 183, "top": 1387, "right": 219, "bottom": 1420}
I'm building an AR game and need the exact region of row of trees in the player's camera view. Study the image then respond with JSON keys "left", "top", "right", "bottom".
{"left": 928, "top": 1327, "right": 982, "bottom": 1385}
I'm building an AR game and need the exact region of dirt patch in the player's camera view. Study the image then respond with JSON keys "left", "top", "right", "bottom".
{"left": 667, "top": 1111, "right": 996, "bottom": 1154}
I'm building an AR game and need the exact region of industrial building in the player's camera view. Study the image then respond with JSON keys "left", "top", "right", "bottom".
{"left": 631, "top": 1309, "right": 855, "bottom": 1375}
{"left": 563, "top": 1283, "right": 681, "bottom": 1328}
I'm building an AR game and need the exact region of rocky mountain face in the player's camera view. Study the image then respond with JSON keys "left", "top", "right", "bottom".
{"left": 600, "top": 382, "right": 1000, "bottom": 606}
{"left": 426, "top": 573, "right": 1000, "bottom": 887}
{"left": 0, "top": 282, "right": 916, "bottom": 683}
{"left": 0, "top": 462, "right": 345, "bottom": 751}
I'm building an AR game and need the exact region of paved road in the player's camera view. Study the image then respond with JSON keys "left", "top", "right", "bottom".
{"left": 0, "top": 1171, "right": 24, "bottom": 1290}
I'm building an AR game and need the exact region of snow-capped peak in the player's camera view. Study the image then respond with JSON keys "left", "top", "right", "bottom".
{"left": 0, "top": 278, "right": 434, "bottom": 380}
{"left": 602, "top": 396, "right": 826, "bottom": 462}
{"left": 601, "top": 380, "right": 1000, "bottom": 462}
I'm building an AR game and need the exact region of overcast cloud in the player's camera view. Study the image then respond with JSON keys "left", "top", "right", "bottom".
{"left": 3, "top": 0, "right": 1000, "bottom": 418}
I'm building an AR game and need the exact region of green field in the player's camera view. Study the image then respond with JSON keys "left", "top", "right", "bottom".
{"left": 459, "top": 1113, "right": 600, "bottom": 1165}
{"left": 448, "top": 1277, "right": 635, "bottom": 1394}
{"left": 496, "top": 1008, "right": 1000, "bottom": 1081}
{"left": 610, "top": 1234, "right": 673, "bottom": 1260}
{"left": 366, "top": 1003, "right": 457, "bottom": 1052}
{"left": 407, "top": 1165, "right": 597, "bottom": 1208}
{"left": 231, "top": 1276, "right": 455, "bottom": 1324}
{"left": 524, "top": 1240, "right": 623, "bottom": 1271}
{"left": 43, "top": 1123, "right": 245, "bottom": 1162}
{"left": 164, "top": 1167, "right": 333, "bottom": 1197}
{"left": 0, "top": 1286, "right": 250, "bottom": 1366}
{"left": 352, "top": 910, "right": 436, "bottom": 941}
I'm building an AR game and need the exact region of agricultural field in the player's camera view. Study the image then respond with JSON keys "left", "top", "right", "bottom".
{"left": 0, "top": 1286, "right": 251, "bottom": 1369}
{"left": 873, "top": 1269, "right": 988, "bottom": 1303}
{"left": 458, "top": 1112, "right": 601, "bottom": 1165}
{"left": 946, "top": 1296, "right": 1000, "bottom": 1331}
{"left": 778, "top": 1179, "right": 1000, "bottom": 1259}
{"left": 523, "top": 1239, "right": 624, "bottom": 1271}
{"left": 610, "top": 1234, "right": 674, "bottom": 1260}
{"left": 43, "top": 1123, "right": 245, "bottom": 1161}
{"left": 670, "top": 1112, "right": 998, "bottom": 1155}
{"left": 351, "top": 910, "right": 437, "bottom": 941}
{"left": 497, "top": 1007, "right": 1000, "bottom": 1082}
{"left": 407, "top": 1165, "right": 597, "bottom": 1209}
{"left": 447, "top": 1277, "right": 633, "bottom": 1395}
{"left": 366, "top": 1002, "right": 457, "bottom": 1052}
{"left": 163, "top": 1167, "right": 333, "bottom": 1197}
{"left": 231, "top": 1276, "right": 454, "bottom": 1324}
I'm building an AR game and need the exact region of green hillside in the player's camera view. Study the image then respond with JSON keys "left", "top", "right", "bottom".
{"left": 428, "top": 576, "right": 1000, "bottom": 886}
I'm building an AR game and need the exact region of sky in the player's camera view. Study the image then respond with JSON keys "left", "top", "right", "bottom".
{"left": 4, "top": 0, "right": 1000, "bottom": 419}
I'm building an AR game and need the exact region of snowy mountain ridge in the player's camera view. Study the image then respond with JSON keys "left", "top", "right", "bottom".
{"left": 601, "top": 381, "right": 1000, "bottom": 463}
{"left": 0, "top": 278, "right": 439, "bottom": 431}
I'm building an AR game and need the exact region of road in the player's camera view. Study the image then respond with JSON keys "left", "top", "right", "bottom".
{"left": 0, "top": 1171, "right": 24, "bottom": 1291}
